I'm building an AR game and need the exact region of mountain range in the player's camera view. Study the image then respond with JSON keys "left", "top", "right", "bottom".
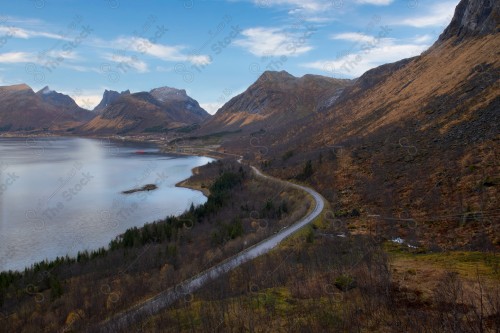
{"left": 80, "top": 87, "right": 210, "bottom": 134}
{"left": 0, "top": 85, "right": 210, "bottom": 134}
{"left": 0, "top": 84, "right": 95, "bottom": 132}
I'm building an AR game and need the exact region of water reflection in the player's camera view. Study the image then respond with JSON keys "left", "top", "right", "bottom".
{"left": 0, "top": 137, "right": 212, "bottom": 271}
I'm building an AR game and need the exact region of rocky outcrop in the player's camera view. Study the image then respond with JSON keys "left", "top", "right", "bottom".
{"left": 438, "top": 0, "right": 499, "bottom": 42}
{"left": 94, "top": 89, "right": 130, "bottom": 114}
{"left": 150, "top": 87, "right": 210, "bottom": 120}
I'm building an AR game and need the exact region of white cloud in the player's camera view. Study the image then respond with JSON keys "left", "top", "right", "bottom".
{"left": 301, "top": 35, "right": 429, "bottom": 77}
{"left": 253, "top": 0, "right": 329, "bottom": 12}
{"left": 0, "top": 26, "right": 67, "bottom": 40}
{"left": 412, "top": 34, "right": 434, "bottom": 44}
{"left": 102, "top": 53, "right": 149, "bottom": 73}
{"left": 234, "top": 27, "right": 313, "bottom": 57}
{"left": 251, "top": 0, "right": 340, "bottom": 22}
{"left": 113, "top": 37, "right": 212, "bottom": 66}
{"left": 72, "top": 94, "right": 102, "bottom": 109}
{"left": 60, "top": 64, "right": 100, "bottom": 73}
{"left": 0, "top": 50, "right": 85, "bottom": 69}
{"left": 355, "top": 0, "right": 393, "bottom": 5}
{"left": 0, "top": 52, "right": 33, "bottom": 63}
{"left": 60, "top": 88, "right": 110, "bottom": 109}
{"left": 251, "top": 0, "right": 392, "bottom": 22}
{"left": 41, "top": 49, "right": 80, "bottom": 61}
{"left": 331, "top": 32, "right": 377, "bottom": 44}
{"left": 255, "top": 0, "right": 392, "bottom": 10}
{"left": 200, "top": 102, "right": 223, "bottom": 115}
{"left": 396, "top": 2, "right": 456, "bottom": 28}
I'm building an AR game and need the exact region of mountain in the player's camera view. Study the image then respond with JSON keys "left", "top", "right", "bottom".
{"left": 80, "top": 87, "right": 210, "bottom": 134}
{"left": 93, "top": 89, "right": 130, "bottom": 114}
{"left": 36, "top": 86, "right": 95, "bottom": 122}
{"left": 438, "top": 0, "right": 499, "bottom": 42}
{"left": 149, "top": 86, "right": 210, "bottom": 123}
{"left": 201, "top": 0, "right": 499, "bottom": 244}
{"left": 198, "top": 70, "right": 352, "bottom": 135}
{"left": 0, "top": 84, "right": 95, "bottom": 132}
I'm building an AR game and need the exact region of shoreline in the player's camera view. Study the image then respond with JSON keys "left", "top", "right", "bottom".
{"left": 175, "top": 165, "right": 211, "bottom": 197}
{"left": 0, "top": 132, "right": 219, "bottom": 195}
{"left": 0, "top": 134, "right": 218, "bottom": 273}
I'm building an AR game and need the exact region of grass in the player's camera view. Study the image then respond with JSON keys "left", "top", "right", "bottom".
{"left": 279, "top": 191, "right": 323, "bottom": 247}
{"left": 387, "top": 245, "right": 500, "bottom": 281}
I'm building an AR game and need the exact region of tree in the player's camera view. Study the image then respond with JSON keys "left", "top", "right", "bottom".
{"left": 297, "top": 160, "right": 314, "bottom": 180}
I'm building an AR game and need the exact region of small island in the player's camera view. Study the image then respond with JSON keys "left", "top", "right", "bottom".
{"left": 122, "top": 184, "right": 158, "bottom": 194}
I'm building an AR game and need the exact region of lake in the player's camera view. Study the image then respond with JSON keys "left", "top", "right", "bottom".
{"left": 0, "top": 137, "right": 212, "bottom": 272}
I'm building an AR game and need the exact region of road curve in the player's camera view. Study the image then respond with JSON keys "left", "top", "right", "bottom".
{"left": 97, "top": 164, "right": 325, "bottom": 332}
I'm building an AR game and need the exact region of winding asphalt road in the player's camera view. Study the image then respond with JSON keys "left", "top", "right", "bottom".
{"left": 98, "top": 164, "right": 325, "bottom": 332}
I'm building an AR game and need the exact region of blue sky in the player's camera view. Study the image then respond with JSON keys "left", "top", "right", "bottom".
{"left": 0, "top": 0, "right": 459, "bottom": 113}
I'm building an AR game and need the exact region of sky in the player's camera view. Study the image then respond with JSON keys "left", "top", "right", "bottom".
{"left": 0, "top": 0, "right": 459, "bottom": 114}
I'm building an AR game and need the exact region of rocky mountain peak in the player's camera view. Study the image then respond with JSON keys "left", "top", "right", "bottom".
{"left": 93, "top": 89, "right": 129, "bottom": 113}
{"left": 0, "top": 83, "right": 33, "bottom": 93}
{"left": 438, "top": 0, "right": 499, "bottom": 42}
{"left": 149, "top": 86, "right": 188, "bottom": 102}
{"left": 257, "top": 70, "right": 296, "bottom": 84}
{"left": 39, "top": 86, "right": 54, "bottom": 95}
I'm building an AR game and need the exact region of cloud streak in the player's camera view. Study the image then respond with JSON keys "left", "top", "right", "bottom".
{"left": 395, "top": 2, "right": 456, "bottom": 28}
{"left": 302, "top": 33, "right": 429, "bottom": 77}
{"left": 94, "top": 36, "right": 212, "bottom": 66}
{"left": 0, "top": 26, "right": 67, "bottom": 40}
{"left": 234, "top": 27, "right": 314, "bottom": 57}
{"left": 0, "top": 52, "right": 34, "bottom": 63}
{"left": 102, "top": 53, "right": 149, "bottom": 73}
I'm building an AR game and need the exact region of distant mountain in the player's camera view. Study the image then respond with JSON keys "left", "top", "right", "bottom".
{"left": 80, "top": 87, "right": 210, "bottom": 134}
{"left": 36, "top": 86, "right": 95, "bottom": 122}
{"left": 198, "top": 70, "right": 352, "bottom": 135}
{"left": 93, "top": 89, "right": 130, "bottom": 114}
{"left": 0, "top": 84, "right": 95, "bottom": 132}
{"left": 149, "top": 86, "right": 210, "bottom": 123}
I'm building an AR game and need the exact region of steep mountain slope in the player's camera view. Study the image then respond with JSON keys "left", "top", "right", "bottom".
{"left": 303, "top": 0, "right": 499, "bottom": 152}
{"left": 93, "top": 89, "right": 130, "bottom": 114}
{"left": 0, "top": 84, "right": 94, "bottom": 132}
{"left": 198, "top": 71, "right": 352, "bottom": 134}
{"left": 439, "top": 0, "right": 498, "bottom": 41}
{"left": 213, "top": 0, "right": 499, "bottom": 247}
{"left": 80, "top": 87, "right": 209, "bottom": 134}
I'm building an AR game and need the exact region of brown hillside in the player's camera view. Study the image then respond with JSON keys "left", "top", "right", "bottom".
{"left": 80, "top": 88, "right": 210, "bottom": 135}
{"left": 0, "top": 84, "right": 94, "bottom": 132}
{"left": 208, "top": 0, "right": 499, "bottom": 249}
{"left": 198, "top": 70, "right": 352, "bottom": 134}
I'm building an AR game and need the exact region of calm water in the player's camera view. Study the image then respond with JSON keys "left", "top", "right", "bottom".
{"left": 0, "top": 137, "right": 212, "bottom": 272}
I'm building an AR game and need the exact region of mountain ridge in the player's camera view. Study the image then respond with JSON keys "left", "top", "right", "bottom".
{"left": 79, "top": 87, "right": 210, "bottom": 134}
{"left": 93, "top": 89, "right": 130, "bottom": 114}
{"left": 198, "top": 71, "right": 352, "bottom": 135}
{"left": 0, "top": 84, "right": 95, "bottom": 132}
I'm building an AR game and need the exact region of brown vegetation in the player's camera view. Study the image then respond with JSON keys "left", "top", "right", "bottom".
{"left": 0, "top": 159, "right": 312, "bottom": 332}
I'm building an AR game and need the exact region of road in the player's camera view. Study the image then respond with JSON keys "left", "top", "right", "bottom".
{"left": 98, "top": 163, "right": 325, "bottom": 332}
